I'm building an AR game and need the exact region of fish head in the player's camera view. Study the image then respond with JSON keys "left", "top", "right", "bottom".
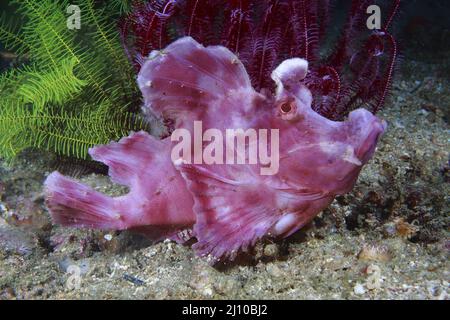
{"left": 258, "top": 58, "right": 386, "bottom": 238}
{"left": 267, "top": 58, "right": 386, "bottom": 202}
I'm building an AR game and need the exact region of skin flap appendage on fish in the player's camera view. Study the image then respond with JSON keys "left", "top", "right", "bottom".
{"left": 44, "top": 37, "right": 386, "bottom": 262}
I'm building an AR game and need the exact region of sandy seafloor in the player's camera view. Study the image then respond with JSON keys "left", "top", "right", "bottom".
{"left": 0, "top": 59, "right": 448, "bottom": 300}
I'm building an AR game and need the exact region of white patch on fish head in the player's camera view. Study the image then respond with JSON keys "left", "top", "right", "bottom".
{"left": 342, "top": 145, "right": 362, "bottom": 166}
{"left": 318, "top": 141, "right": 361, "bottom": 165}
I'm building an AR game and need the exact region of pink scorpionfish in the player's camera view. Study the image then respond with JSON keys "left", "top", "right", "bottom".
{"left": 45, "top": 37, "right": 386, "bottom": 261}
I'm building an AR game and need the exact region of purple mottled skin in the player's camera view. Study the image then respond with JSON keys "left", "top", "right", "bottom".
{"left": 45, "top": 37, "right": 386, "bottom": 261}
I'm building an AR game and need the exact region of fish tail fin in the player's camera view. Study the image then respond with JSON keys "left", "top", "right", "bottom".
{"left": 44, "top": 172, "right": 124, "bottom": 230}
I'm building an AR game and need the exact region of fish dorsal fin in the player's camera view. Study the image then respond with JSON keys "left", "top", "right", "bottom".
{"left": 137, "top": 37, "right": 254, "bottom": 128}
{"left": 176, "top": 163, "right": 280, "bottom": 261}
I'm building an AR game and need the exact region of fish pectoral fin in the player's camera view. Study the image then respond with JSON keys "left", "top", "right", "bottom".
{"left": 177, "top": 163, "right": 280, "bottom": 262}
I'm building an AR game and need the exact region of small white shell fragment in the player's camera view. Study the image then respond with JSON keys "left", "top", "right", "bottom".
{"left": 354, "top": 283, "right": 366, "bottom": 295}
{"left": 104, "top": 234, "right": 113, "bottom": 241}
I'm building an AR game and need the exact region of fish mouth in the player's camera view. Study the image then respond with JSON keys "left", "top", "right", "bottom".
{"left": 356, "top": 118, "right": 386, "bottom": 163}
{"left": 347, "top": 109, "right": 387, "bottom": 164}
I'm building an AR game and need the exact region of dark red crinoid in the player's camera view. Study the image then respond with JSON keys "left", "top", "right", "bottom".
{"left": 119, "top": 0, "right": 400, "bottom": 120}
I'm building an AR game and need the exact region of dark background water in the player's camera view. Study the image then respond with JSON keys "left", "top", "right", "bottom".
{"left": 363, "top": 0, "right": 448, "bottom": 61}
{"left": 0, "top": 0, "right": 449, "bottom": 70}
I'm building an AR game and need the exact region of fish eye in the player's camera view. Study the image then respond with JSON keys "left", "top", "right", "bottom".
{"left": 277, "top": 100, "right": 297, "bottom": 120}
{"left": 280, "top": 102, "right": 292, "bottom": 114}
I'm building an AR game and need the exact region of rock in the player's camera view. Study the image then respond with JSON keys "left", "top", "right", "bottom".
{"left": 266, "top": 263, "right": 283, "bottom": 277}
{"left": 263, "top": 243, "right": 279, "bottom": 257}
